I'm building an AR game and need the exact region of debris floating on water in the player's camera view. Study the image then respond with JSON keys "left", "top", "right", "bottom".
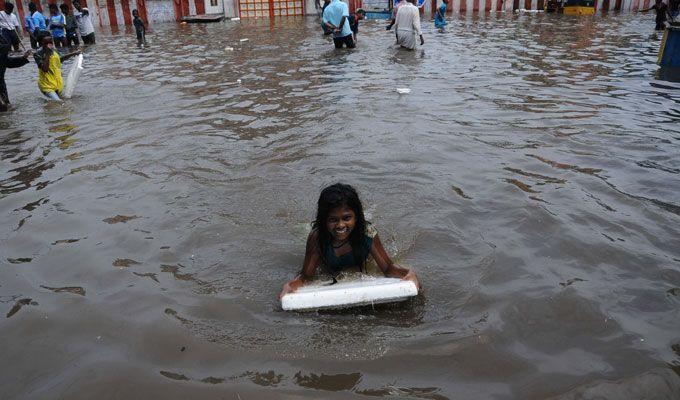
{"left": 41, "top": 285, "right": 86, "bottom": 296}
{"left": 224, "top": 46, "right": 234, "bottom": 51}
{"left": 240, "top": 38, "right": 249, "bottom": 42}
{"left": 396, "top": 88, "right": 411, "bottom": 94}
{"left": 113, "top": 258, "right": 141, "bottom": 268}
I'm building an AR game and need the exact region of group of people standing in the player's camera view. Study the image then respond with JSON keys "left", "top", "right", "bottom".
{"left": 0, "top": 1, "right": 93, "bottom": 111}
{"left": 0, "top": 1, "right": 148, "bottom": 112}
{"left": 320, "top": 0, "right": 365, "bottom": 48}
{"left": 319, "top": 0, "right": 450, "bottom": 51}
{"left": 22, "top": 0, "right": 96, "bottom": 49}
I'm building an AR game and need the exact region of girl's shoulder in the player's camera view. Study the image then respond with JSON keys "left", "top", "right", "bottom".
{"left": 309, "top": 227, "right": 319, "bottom": 238}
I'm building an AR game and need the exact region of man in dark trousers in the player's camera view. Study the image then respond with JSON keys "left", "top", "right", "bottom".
{"left": 641, "top": 0, "right": 670, "bottom": 31}
{"left": 669, "top": 0, "right": 679, "bottom": 20}
{"left": 0, "top": 34, "right": 30, "bottom": 111}
{"left": 322, "top": 0, "right": 354, "bottom": 49}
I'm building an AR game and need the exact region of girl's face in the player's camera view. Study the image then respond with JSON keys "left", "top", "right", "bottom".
{"left": 326, "top": 206, "right": 356, "bottom": 242}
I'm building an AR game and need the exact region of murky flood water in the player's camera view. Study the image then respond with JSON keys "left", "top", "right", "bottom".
{"left": 1, "top": 12, "right": 680, "bottom": 399}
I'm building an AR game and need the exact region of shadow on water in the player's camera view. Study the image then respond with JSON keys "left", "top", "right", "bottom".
{"left": 655, "top": 65, "right": 680, "bottom": 84}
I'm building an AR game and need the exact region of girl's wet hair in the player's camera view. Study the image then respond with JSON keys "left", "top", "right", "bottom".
{"left": 313, "top": 183, "right": 368, "bottom": 272}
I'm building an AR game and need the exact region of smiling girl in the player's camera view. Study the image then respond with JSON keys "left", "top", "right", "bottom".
{"left": 280, "top": 183, "right": 421, "bottom": 298}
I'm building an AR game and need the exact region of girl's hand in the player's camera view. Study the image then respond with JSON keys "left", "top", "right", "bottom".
{"left": 402, "top": 270, "right": 421, "bottom": 291}
{"left": 279, "top": 282, "right": 295, "bottom": 299}
{"left": 279, "top": 277, "right": 305, "bottom": 299}
{"left": 65, "top": 49, "right": 82, "bottom": 59}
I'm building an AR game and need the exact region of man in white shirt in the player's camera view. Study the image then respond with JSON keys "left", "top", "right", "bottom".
{"left": 73, "top": 0, "right": 95, "bottom": 44}
{"left": 0, "top": 2, "right": 22, "bottom": 52}
{"left": 386, "top": 0, "right": 407, "bottom": 30}
{"left": 394, "top": 0, "right": 424, "bottom": 50}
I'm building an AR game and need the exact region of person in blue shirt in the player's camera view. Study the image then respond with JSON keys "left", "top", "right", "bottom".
{"left": 23, "top": 4, "right": 37, "bottom": 48}
{"left": 322, "top": 0, "right": 354, "bottom": 49}
{"left": 48, "top": 4, "right": 66, "bottom": 48}
{"left": 434, "top": 0, "right": 447, "bottom": 30}
{"left": 28, "top": 2, "right": 47, "bottom": 47}
{"left": 30, "top": 2, "right": 46, "bottom": 32}
{"left": 320, "top": 0, "right": 332, "bottom": 35}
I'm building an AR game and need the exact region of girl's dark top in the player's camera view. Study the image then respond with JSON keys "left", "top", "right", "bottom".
{"left": 323, "top": 225, "right": 377, "bottom": 274}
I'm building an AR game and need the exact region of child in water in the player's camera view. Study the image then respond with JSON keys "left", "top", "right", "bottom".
{"left": 132, "top": 9, "right": 146, "bottom": 47}
{"left": 34, "top": 32, "right": 80, "bottom": 100}
{"left": 280, "top": 183, "right": 421, "bottom": 298}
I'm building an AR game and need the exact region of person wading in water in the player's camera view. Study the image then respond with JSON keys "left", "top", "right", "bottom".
{"left": 0, "top": 34, "right": 30, "bottom": 111}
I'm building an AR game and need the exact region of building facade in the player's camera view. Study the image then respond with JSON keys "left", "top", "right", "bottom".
{"left": 1, "top": 0, "right": 654, "bottom": 28}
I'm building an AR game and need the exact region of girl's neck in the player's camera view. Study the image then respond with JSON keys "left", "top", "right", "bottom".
{"left": 331, "top": 238, "right": 349, "bottom": 248}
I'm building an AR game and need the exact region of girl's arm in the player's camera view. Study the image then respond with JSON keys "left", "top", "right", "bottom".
{"left": 370, "top": 235, "right": 421, "bottom": 290}
{"left": 60, "top": 49, "right": 81, "bottom": 61}
{"left": 280, "top": 230, "right": 321, "bottom": 298}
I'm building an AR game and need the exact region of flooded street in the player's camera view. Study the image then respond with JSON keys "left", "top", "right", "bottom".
{"left": 1, "top": 12, "right": 680, "bottom": 399}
